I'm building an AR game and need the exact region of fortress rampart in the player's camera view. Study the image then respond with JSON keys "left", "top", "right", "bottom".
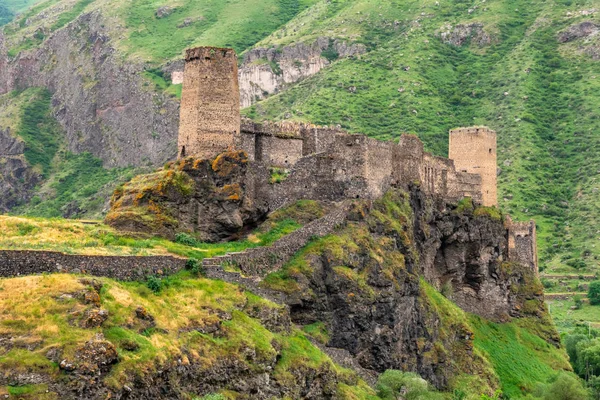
{"left": 178, "top": 47, "right": 494, "bottom": 207}
{"left": 174, "top": 46, "right": 537, "bottom": 272}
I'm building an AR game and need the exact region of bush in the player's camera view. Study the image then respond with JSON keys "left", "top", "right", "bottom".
{"left": 588, "top": 281, "right": 600, "bottom": 305}
{"left": 541, "top": 278, "right": 555, "bottom": 289}
{"left": 534, "top": 372, "right": 589, "bottom": 400}
{"left": 175, "top": 232, "right": 199, "bottom": 247}
{"left": 146, "top": 276, "right": 163, "bottom": 294}
{"left": 574, "top": 295, "right": 583, "bottom": 310}
{"left": 186, "top": 258, "right": 203, "bottom": 276}
{"left": 376, "top": 370, "right": 444, "bottom": 400}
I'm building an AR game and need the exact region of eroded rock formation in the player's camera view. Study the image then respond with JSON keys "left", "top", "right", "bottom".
{"left": 238, "top": 37, "right": 366, "bottom": 107}
{"left": 0, "top": 127, "right": 39, "bottom": 211}
{"left": 0, "top": 12, "right": 179, "bottom": 168}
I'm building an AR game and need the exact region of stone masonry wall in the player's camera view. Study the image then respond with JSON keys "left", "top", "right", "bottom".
{"left": 505, "top": 215, "right": 539, "bottom": 273}
{"left": 0, "top": 250, "right": 187, "bottom": 280}
{"left": 208, "top": 202, "right": 350, "bottom": 276}
{"left": 449, "top": 127, "right": 497, "bottom": 207}
{"left": 178, "top": 47, "right": 240, "bottom": 159}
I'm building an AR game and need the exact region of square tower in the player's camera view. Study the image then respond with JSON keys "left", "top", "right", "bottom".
{"left": 449, "top": 126, "right": 497, "bottom": 207}
{"left": 178, "top": 47, "right": 240, "bottom": 159}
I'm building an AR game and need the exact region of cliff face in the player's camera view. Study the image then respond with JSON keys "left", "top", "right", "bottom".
{"left": 106, "top": 151, "right": 268, "bottom": 241}
{"left": 0, "top": 127, "right": 39, "bottom": 211}
{"left": 238, "top": 37, "right": 366, "bottom": 108}
{"left": 0, "top": 11, "right": 179, "bottom": 168}
{"left": 261, "top": 189, "right": 557, "bottom": 391}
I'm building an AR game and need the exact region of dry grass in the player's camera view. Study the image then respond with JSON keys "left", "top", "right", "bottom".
{"left": 0, "top": 273, "right": 369, "bottom": 396}
{"left": 0, "top": 215, "right": 171, "bottom": 255}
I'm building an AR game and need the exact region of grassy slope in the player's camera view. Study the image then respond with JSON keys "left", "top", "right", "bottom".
{"left": 2, "top": 0, "right": 320, "bottom": 62}
{"left": 0, "top": 273, "right": 376, "bottom": 399}
{"left": 0, "top": 199, "right": 323, "bottom": 257}
{"left": 245, "top": 0, "right": 600, "bottom": 275}
{"left": 2, "top": 0, "right": 597, "bottom": 274}
{"left": 422, "top": 280, "right": 572, "bottom": 398}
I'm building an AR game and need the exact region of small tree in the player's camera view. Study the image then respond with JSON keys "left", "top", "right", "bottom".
{"left": 588, "top": 281, "right": 600, "bottom": 305}
{"left": 574, "top": 295, "right": 584, "bottom": 310}
{"left": 540, "top": 372, "right": 590, "bottom": 400}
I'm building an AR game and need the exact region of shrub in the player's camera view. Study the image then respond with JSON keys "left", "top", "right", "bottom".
{"left": 441, "top": 281, "right": 453, "bottom": 298}
{"left": 541, "top": 278, "right": 555, "bottom": 289}
{"left": 186, "top": 258, "right": 203, "bottom": 276}
{"left": 534, "top": 372, "right": 590, "bottom": 400}
{"left": 574, "top": 295, "right": 583, "bottom": 310}
{"left": 376, "top": 370, "right": 444, "bottom": 400}
{"left": 588, "top": 281, "right": 600, "bottom": 305}
{"left": 146, "top": 276, "right": 163, "bottom": 294}
{"left": 175, "top": 232, "right": 198, "bottom": 247}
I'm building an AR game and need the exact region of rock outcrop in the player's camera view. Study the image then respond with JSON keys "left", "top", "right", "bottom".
{"left": 0, "top": 11, "right": 179, "bottom": 168}
{"left": 238, "top": 37, "right": 366, "bottom": 107}
{"left": 106, "top": 151, "right": 268, "bottom": 241}
{"left": 0, "top": 127, "right": 39, "bottom": 211}
{"left": 439, "top": 23, "right": 495, "bottom": 47}
{"left": 260, "top": 188, "right": 553, "bottom": 389}
{"left": 558, "top": 21, "right": 600, "bottom": 60}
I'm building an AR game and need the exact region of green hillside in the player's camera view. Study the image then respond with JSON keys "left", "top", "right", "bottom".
{"left": 244, "top": 0, "right": 600, "bottom": 274}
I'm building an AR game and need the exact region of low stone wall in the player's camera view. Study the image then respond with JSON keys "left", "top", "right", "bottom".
{"left": 0, "top": 250, "right": 187, "bottom": 281}
{"left": 209, "top": 202, "right": 350, "bottom": 276}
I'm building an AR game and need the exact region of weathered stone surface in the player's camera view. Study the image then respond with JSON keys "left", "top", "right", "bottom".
{"left": 0, "top": 250, "right": 186, "bottom": 280}
{"left": 264, "top": 187, "right": 549, "bottom": 389}
{"left": 0, "top": 127, "right": 40, "bottom": 212}
{"left": 238, "top": 37, "right": 366, "bottom": 107}
{"left": 558, "top": 21, "right": 600, "bottom": 60}
{"left": 439, "top": 23, "right": 495, "bottom": 47}
{"left": 0, "top": 12, "right": 179, "bottom": 168}
{"left": 106, "top": 151, "right": 269, "bottom": 241}
{"left": 558, "top": 21, "right": 599, "bottom": 42}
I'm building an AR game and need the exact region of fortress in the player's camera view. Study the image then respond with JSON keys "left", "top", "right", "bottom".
{"left": 178, "top": 47, "right": 499, "bottom": 207}
{"left": 174, "top": 46, "right": 536, "bottom": 272}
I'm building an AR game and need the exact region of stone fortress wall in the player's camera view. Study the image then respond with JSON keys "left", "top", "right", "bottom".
{"left": 178, "top": 46, "right": 537, "bottom": 272}
{"left": 505, "top": 215, "right": 539, "bottom": 274}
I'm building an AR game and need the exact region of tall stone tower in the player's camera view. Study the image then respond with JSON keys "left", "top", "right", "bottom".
{"left": 178, "top": 46, "right": 240, "bottom": 159}
{"left": 449, "top": 126, "right": 497, "bottom": 207}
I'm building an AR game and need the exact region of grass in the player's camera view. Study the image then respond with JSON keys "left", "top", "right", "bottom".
{"left": 118, "top": 0, "right": 320, "bottom": 62}
{"left": 15, "top": 88, "right": 60, "bottom": 177}
{"left": 421, "top": 279, "right": 572, "bottom": 398}
{"left": 0, "top": 198, "right": 322, "bottom": 258}
{"left": 0, "top": 273, "right": 373, "bottom": 397}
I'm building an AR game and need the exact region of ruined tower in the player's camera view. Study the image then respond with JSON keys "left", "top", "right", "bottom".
{"left": 178, "top": 47, "right": 240, "bottom": 159}
{"left": 449, "top": 126, "right": 497, "bottom": 207}
{"left": 505, "top": 216, "right": 539, "bottom": 273}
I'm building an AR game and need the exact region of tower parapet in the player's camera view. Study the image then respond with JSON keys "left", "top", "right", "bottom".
{"left": 178, "top": 47, "right": 240, "bottom": 159}
{"left": 449, "top": 126, "right": 497, "bottom": 207}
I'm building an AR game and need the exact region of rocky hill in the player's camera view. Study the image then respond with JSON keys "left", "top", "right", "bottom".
{"left": 0, "top": 0, "right": 598, "bottom": 274}
{"left": 0, "top": 184, "right": 574, "bottom": 399}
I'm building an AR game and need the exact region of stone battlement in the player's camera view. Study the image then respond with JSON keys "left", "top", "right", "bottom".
{"left": 185, "top": 46, "right": 237, "bottom": 62}
{"left": 449, "top": 126, "right": 496, "bottom": 136}
{"left": 169, "top": 45, "right": 538, "bottom": 273}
